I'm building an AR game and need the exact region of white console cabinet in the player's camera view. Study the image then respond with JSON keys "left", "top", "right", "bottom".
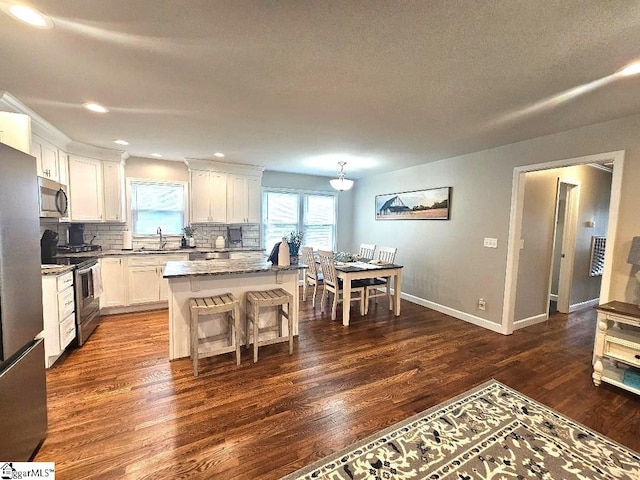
{"left": 593, "top": 301, "right": 640, "bottom": 396}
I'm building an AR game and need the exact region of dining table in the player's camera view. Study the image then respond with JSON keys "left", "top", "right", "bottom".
{"left": 334, "top": 261, "right": 403, "bottom": 326}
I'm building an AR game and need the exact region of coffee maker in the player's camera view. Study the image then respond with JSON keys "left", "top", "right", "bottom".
{"left": 40, "top": 229, "right": 59, "bottom": 264}
{"left": 68, "top": 223, "right": 85, "bottom": 245}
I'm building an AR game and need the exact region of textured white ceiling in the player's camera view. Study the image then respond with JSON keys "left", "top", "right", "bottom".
{"left": 0, "top": 1, "right": 639, "bottom": 178}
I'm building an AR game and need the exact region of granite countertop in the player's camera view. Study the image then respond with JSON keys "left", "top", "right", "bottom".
{"left": 57, "top": 247, "right": 265, "bottom": 258}
{"left": 163, "top": 259, "right": 307, "bottom": 278}
{"left": 41, "top": 264, "right": 75, "bottom": 276}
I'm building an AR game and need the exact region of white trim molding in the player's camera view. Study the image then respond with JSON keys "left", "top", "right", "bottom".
{"left": 568, "top": 297, "right": 600, "bottom": 313}
{"left": 513, "top": 313, "right": 548, "bottom": 330}
{"left": 399, "top": 291, "right": 506, "bottom": 335}
{"left": 502, "top": 150, "right": 625, "bottom": 334}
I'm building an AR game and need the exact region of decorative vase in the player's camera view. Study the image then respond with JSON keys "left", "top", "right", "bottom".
{"left": 290, "top": 255, "right": 299, "bottom": 265}
{"left": 188, "top": 237, "right": 196, "bottom": 247}
{"left": 277, "top": 238, "right": 290, "bottom": 266}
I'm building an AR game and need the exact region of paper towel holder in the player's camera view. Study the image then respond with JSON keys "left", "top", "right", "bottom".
{"left": 123, "top": 229, "right": 133, "bottom": 250}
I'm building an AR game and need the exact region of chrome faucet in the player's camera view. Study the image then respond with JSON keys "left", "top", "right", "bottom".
{"left": 157, "top": 227, "right": 165, "bottom": 250}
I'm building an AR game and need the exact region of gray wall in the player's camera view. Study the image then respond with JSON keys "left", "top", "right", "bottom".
{"left": 515, "top": 165, "right": 611, "bottom": 320}
{"left": 351, "top": 113, "right": 640, "bottom": 327}
{"left": 261, "top": 170, "right": 354, "bottom": 251}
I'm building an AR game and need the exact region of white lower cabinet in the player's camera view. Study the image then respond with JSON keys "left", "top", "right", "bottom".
{"left": 42, "top": 271, "right": 76, "bottom": 368}
{"left": 128, "top": 265, "right": 162, "bottom": 305}
{"left": 100, "top": 254, "right": 187, "bottom": 310}
{"left": 100, "top": 257, "right": 126, "bottom": 308}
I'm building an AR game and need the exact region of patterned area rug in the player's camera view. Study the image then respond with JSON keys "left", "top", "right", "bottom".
{"left": 282, "top": 380, "right": 640, "bottom": 480}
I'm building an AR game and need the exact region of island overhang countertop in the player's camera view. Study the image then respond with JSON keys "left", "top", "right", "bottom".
{"left": 163, "top": 259, "right": 307, "bottom": 278}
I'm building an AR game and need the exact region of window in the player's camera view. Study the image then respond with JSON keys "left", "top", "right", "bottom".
{"left": 262, "top": 190, "right": 336, "bottom": 251}
{"left": 129, "top": 179, "right": 187, "bottom": 235}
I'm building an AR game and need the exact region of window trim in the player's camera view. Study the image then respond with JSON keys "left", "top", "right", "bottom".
{"left": 127, "top": 177, "right": 189, "bottom": 238}
{"left": 262, "top": 187, "right": 338, "bottom": 251}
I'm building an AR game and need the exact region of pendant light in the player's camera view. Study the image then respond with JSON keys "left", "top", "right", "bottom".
{"left": 329, "top": 161, "right": 354, "bottom": 191}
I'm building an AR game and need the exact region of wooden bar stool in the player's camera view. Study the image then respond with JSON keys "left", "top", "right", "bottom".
{"left": 245, "top": 288, "right": 294, "bottom": 363}
{"left": 189, "top": 293, "right": 240, "bottom": 377}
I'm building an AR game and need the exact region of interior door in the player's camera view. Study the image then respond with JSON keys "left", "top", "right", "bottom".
{"left": 555, "top": 181, "right": 580, "bottom": 314}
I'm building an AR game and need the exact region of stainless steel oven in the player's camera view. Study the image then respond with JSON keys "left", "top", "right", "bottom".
{"left": 74, "top": 258, "right": 100, "bottom": 346}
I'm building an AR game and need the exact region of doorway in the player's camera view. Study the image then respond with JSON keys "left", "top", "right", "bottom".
{"left": 502, "top": 150, "right": 624, "bottom": 334}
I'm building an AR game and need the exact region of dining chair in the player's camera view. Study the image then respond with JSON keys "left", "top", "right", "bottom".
{"left": 358, "top": 243, "right": 376, "bottom": 260}
{"left": 300, "top": 246, "right": 322, "bottom": 307}
{"left": 317, "top": 250, "right": 366, "bottom": 321}
{"left": 365, "top": 246, "right": 398, "bottom": 313}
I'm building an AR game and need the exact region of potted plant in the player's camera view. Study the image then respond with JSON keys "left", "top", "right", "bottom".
{"left": 286, "top": 230, "right": 304, "bottom": 264}
{"left": 182, "top": 225, "right": 197, "bottom": 247}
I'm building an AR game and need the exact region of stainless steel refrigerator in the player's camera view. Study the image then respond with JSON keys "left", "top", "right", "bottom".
{"left": 0, "top": 143, "right": 47, "bottom": 459}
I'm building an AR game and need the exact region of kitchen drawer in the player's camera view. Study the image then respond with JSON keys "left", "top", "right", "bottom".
{"left": 59, "top": 313, "right": 76, "bottom": 350}
{"left": 603, "top": 312, "right": 640, "bottom": 328}
{"left": 58, "top": 287, "right": 75, "bottom": 320}
{"left": 127, "top": 256, "right": 162, "bottom": 267}
{"left": 128, "top": 254, "right": 187, "bottom": 267}
{"left": 57, "top": 272, "right": 74, "bottom": 291}
{"left": 604, "top": 331, "right": 640, "bottom": 368}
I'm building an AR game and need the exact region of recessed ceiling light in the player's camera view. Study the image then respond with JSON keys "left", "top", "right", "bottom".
{"left": 6, "top": 4, "right": 54, "bottom": 29}
{"left": 151, "top": 153, "right": 162, "bottom": 158}
{"left": 82, "top": 102, "right": 109, "bottom": 113}
{"left": 213, "top": 152, "right": 225, "bottom": 158}
{"left": 618, "top": 61, "right": 640, "bottom": 77}
{"left": 113, "top": 139, "right": 129, "bottom": 146}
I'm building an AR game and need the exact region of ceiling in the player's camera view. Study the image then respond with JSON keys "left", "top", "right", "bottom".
{"left": 0, "top": 1, "right": 639, "bottom": 179}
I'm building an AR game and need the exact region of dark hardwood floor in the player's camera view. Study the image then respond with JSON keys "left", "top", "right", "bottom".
{"left": 34, "top": 292, "right": 640, "bottom": 479}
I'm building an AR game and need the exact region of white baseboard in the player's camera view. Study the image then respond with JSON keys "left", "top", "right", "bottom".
{"left": 100, "top": 302, "right": 167, "bottom": 316}
{"left": 549, "top": 294, "right": 558, "bottom": 302}
{"left": 398, "top": 291, "right": 507, "bottom": 335}
{"left": 513, "top": 313, "right": 548, "bottom": 330}
{"left": 569, "top": 297, "right": 600, "bottom": 313}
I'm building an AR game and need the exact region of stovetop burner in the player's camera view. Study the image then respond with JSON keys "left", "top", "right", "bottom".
{"left": 57, "top": 244, "right": 102, "bottom": 253}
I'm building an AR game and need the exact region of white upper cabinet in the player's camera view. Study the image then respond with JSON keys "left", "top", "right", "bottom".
{"left": 227, "top": 174, "right": 261, "bottom": 223}
{"left": 58, "top": 150, "right": 69, "bottom": 186}
{"left": 68, "top": 155, "right": 126, "bottom": 223}
{"left": 186, "top": 159, "right": 263, "bottom": 225}
{"left": 0, "top": 111, "right": 31, "bottom": 154}
{"left": 69, "top": 155, "right": 103, "bottom": 221}
{"left": 102, "top": 161, "right": 125, "bottom": 222}
{"left": 246, "top": 175, "right": 261, "bottom": 223}
{"left": 190, "top": 170, "right": 227, "bottom": 223}
{"left": 226, "top": 174, "right": 247, "bottom": 224}
{"left": 31, "top": 135, "right": 60, "bottom": 181}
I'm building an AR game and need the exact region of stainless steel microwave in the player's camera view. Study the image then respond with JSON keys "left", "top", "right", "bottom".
{"left": 38, "top": 176, "right": 68, "bottom": 218}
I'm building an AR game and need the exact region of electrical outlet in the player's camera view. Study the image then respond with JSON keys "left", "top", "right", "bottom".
{"left": 483, "top": 237, "right": 498, "bottom": 248}
{"left": 478, "top": 298, "right": 486, "bottom": 311}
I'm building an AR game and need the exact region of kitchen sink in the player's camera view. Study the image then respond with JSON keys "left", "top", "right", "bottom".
{"left": 188, "top": 251, "right": 230, "bottom": 260}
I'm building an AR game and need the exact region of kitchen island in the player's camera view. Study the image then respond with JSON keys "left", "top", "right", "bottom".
{"left": 163, "top": 259, "right": 305, "bottom": 360}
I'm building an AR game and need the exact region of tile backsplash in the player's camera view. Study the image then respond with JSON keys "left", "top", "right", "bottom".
{"left": 40, "top": 220, "right": 261, "bottom": 250}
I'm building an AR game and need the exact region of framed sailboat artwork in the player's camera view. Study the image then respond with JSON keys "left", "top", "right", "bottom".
{"left": 375, "top": 187, "right": 451, "bottom": 220}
